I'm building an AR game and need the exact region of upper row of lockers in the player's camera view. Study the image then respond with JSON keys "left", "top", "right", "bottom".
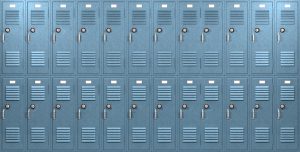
{"left": 0, "top": 1, "right": 299, "bottom": 75}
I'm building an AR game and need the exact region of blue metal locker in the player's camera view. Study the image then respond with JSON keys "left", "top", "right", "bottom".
{"left": 77, "top": 2, "right": 100, "bottom": 74}
{"left": 77, "top": 78, "right": 100, "bottom": 150}
{"left": 52, "top": 2, "right": 75, "bottom": 74}
{"left": 2, "top": 2, "right": 25, "bottom": 74}
{"left": 179, "top": 2, "right": 201, "bottom": 74}
{"left": 250, "top": 78, "right": 273, "bottom": 150}
{"left": 276, "top": 2, "right": 298, "bottom": 74}
{"left": 275, "top": 78, "right": 298, "bottom": 150}
{"left": 251, "top": 2, "right": 273, "bottom": 74}
{"left": 103, "top": 78, "right": 125, "bottom": 150}
{"left": 226, "top": 2, "right": 248, "bottom": 74}
{"left": 128, "top": 2, "right": 150, "bottom": 74}
{"left": 52, "top": 78, "right": 76, "bottom": 150}
{"left": 200, "top": 78, "right": 222, "bottom": 149}
{"left": 224, "top": 78, "right": 248, "bottom": 150}
{"left": 2, "top": 78, "right": 26, "bottom": 150}
{"left": 200, "top": 2, "right": 223, "bottom": 74}
{"left": 27, "top": 78, "right": 51, "bottom": 150}
{"left": 128, "top": 78, "right": 150, "bottom": 150}
{"left": 153, "top": 78, "right": 176, "bottom": 151}
{"left": 103, "top": 2, "right": 125, "bottom": 74}
{"left": 179, "top": 78, "right": 200, "bottom": 150}
{"left": 27, "top": 2, "right": 50, "bottom": 74}
{"left": 153, "top": 2, "right": 176, "bottom": 74}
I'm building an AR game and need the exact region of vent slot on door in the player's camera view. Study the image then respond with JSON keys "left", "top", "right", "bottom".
{"left": 106, "top": 85, "right": 121, "bottom": 102}
{"left": 230, "top": 10, "right": 244, "bottom": 25}
{"left": 106, "top": 10, "right": 121, "bottom": 25}
{"left": 132, "top": 10, "right": 147, "bottom": 25}
{"left": 182, "top": 85, "right": 197, "bottom": 102}
{"left": 81, "top": 10, "right": 96, "bottom": 25}
{"left": 204, "top": 10, "right": 219, "bottom": 25}
{"left": 280, "top": 86, "right": 295, "bottom": 101}
{"left": 281, "top": 10, "right": 295, "bottom": 25}
{"left": 157, "top": 10, "right": 172, "bottom": 25}
{"left": 230, "top": 85, "right": 244, "bottom": 102}
{"left": 132, "top": 85, "right": 146, "bottom": 102}
{"left": 5, "top": 10, "right": 20, "bottom": 25}
{"left": 255, "top": 10, "right": 270, "bottom": 25}
{"left": 81, "top": 86, "right": 96, "bottom": 101}
{"left": 56, "top": 10, "right": 71, "bottom": 25}
{"left": 31, "top": 10, "right": 45, "bottom": 25}
{"left": 31, "top": 86, "right": 46, "bottom": 101}
{"left": 182, "top": 10, "right": 197, "bottom": 25}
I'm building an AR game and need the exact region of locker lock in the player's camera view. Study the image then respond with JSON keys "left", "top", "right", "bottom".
{"left": 80, "top": 104, "right": 87, "bottom": 109}
{"left": 157, "top": 104, "right": 162, "bottom": 109}
{"left": 30, "top": 104, "right": 36, "bottom": 109}
{"left": 254, "top": 104, "right": 260, "bottom": 109}
{"left": 280, "top": 104, "right": 285, "bottom": 110}
{"left": 55, "top": 28, "right": 61, "bottom": 33}
{"left": 30, "top": 28, "right": 36, "bottom": 33}
{"left": 81, "top": 28, "right": 87, "bottom": 33}
{"left": 106, "top": 104, "right": 112, "bottom": 109}
{"left": 106, "top": 28, "right": 112, "bottom": 33}
{"left": 204, "top": 28, "right": 209, "bottom": 33}
{"left": 132, "top": 104, "right": 137, "bottom": 109}
{"left": 280, "top": 28, "right": 285, "bottom": 33}
{"left": 131, "top": 28, "right": 137, "bottom": 33}
{"left": 229, "top": 104, "right": 235, "bottom": 109}
{"left": 182, "top": 104, "right": 188, "bottom": 109}
{"left": 55, "top": 104, "right": 61, "bottom": 109}
{"left": 156, "top": 28, "right": 163, "bottom": 33}
{"left": 229, "top": 28, "right": 234, "bottom": 33}
{"left": 4, "top": 104, "right": 10, "bottom": 109}
{"left": 182, "top": 28, "right": 188, "bottom": 33}
{"left": 5, "top": 28, "right": 10, "bottom": 33}
{"left": 204, "top": 104, "right": 209, "bottom": 109}
{"left": 254, "top": 28, "right": 260, "bottom": 33}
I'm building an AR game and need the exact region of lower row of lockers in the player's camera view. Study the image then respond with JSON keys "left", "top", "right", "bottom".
{"left": 0, "top": 77, "right": 298, "bottom": 151}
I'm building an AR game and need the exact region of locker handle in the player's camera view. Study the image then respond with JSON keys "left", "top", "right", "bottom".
{"left": 103, "top": 109, "right": 107, "bottom": 120}
{"left": 201, "top": 109, "right": 205, "bottom": 119}
{"left": 201, "top": 33, "right": 204, "bottom": 43}
{"left": 277, "top": 108, "right": 281, "bottom": 119}
{"left": 52, "top": 32, "right": 56, "bottom": 43}
{"left": 78, "top": 32, "right": 81, "bottom": 43}
{"left": 27, "top": 32, "right": 31, "bottom": 43}
{"left": 128, "top": 109, "right": 132, "bottom": 119}
{"left": 226, "top": 109, "right": 230, "bottom": 119}
{"left": 2, "top": 109, "right": 5, "bottom": 120}
{"left": 154, "top": 33, "right": 158, "bottom": 43}
{"left": 27, "top": 108, "right": 32, "bottom": 119}
{"left": 103, "top": 33, "right": 107, "bottom": 42}
{"left": 78, "top": 108, "right": 81, "bottom": 120}
{"left": 252, "top": 33, "right": 255, "bottom": 43}
{"left": 52, "top": 108, "right": 56, "bottom": 120}
{"left": 154, "top": 109, "right": 158, "bottom": 119}
{"left": 179, "top": 109, "right": 183, "bottom": 119}
{"left": 2, "top": 33, "right": 5, "bottom": 43}
{"left": 129, "top": 32, "right": 132, "bottom": 43}
{"left": 179, "top": 33, "right": 183, "bottom": 43}
{"left": 226, "top": 33, "right": 230, "bottom": 42}
{"left": 252, "top": 108, "right": 255, "bottom": 119}
{"left": 277, "top": 32, "right": 281, "bottom": 43}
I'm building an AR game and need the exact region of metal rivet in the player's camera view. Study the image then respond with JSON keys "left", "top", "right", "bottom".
{"left": 30, "top": 28, "right": 35, "bottom": 33}
{"left": 81, "top": 28, "right": 87, "bottom": 33}
{"left": 56, "top": 28, "right": 61, "bottom": 33}
{"left": 204, "top": 104, "right": 209, "bottom": 109}
{"left": 157, "top": 104, "right": 162, "bottom": 109}
{"left": 254, "top": 28, "right": 260, "bottom": 33}
{"left": 55, "top": 104, "right": 61, "bottom": 109}
{"left": 204, "top": 28, "right": 209, "bottom": 33}
{"left": 131, "top": 28, "right": 137, "bottom": 33}
{"left": 280, "top": 104, "right": 285, "bottom": 109}
{"left": 254, "top": 104, "right": 260, "bottom": 109}
{"left": 132, "top": 104, "right": 137, "bottom": 109}
{"left": 81, "top": 104, "right": 86, "bottom": 109}
{"left": 229, "top": 104, "right": 234, "bottom": 109}
{"left": 5, "top": 28, "right": 10, "bottom": 33}
{"left": 30, "top": 104, "right": 36, "bottom": 109}
{"left": 156, "top": 28, "right": 163, "bottom": 33}
{"left": 182, "top": 28, "right": 188, "bottom": 33}
{"left": 5, "top": 104, "right": 10, "bottom": 109}
{"left": 182, "top": 104, "right": 188, "bottom": 109}
{"left": 280, "top": 28, "right": 285, "bottom": 33}
{"left": 106, "top": 104, "right": 112, "bottom": 109}
{"left": 106, "top": 28, "right": 112, "bottom": 33}
{"left": 229, "top": 28, "right": 234, "bottom": 33}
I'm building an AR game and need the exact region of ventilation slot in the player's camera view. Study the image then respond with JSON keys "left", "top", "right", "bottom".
{"left": 81, "top": 51, "right": 96, "bottom": 67}
{"left": 132, "top": 10, "right": 146, "bottom": 25}
{"left": 230, "top": 86, "right": 244, "bottom": 101}
{"left": 106, "top": 51, "right": 121, "bottom": 67}
{"left": 56, "top": 10, "right": 71, "bottom": 25}
{"left": 280, "top": 51, "right": 295, "bottom": 67}
{"left": 81, "top": 10, "right": 96, "bottom": 25}
{"left": 204, "top": 52, "right": 219, "bottom": 67}
{"left": 157, "top": 127, "right": 172, "bottom": 143}
{"left": 280, "top": 127, "right": 295, "bottom": 143}
{"left": 131, "top": 51, "right": 147, "bottom": 67}
{"left": 205, "top": 86, "right": 219, "bottom": 101}
{"left": 31, "top": 10, "right": 45, "bottom": 25}
{"left": 230, "top": 51, "right": 245, "bottom": 66}
{"left": 5, "top": 51, "right": 21, "bottom": 66}
{"left": 230, "top": 127, "right": 244, "bottom": 143}
{"left": 56, "top": 127, "right": 71, "bottom": 143}
{"left": 157, "top": 51, "right": 172, "bottom": 67}
{"left": 204, "top": 10, "right": 219, "bottom": 25}
{"left": 81, "top": 127, "right": 96, "bottom": 143}
{"left": 106, "top": 127, "right": 121, "bottom": 143}
{"left": 81, "top": 86, "right": 96, "bottom": 101}
{"left": 255, "top": 127, "right": 270, "bottom": 143}
{"left": 106, "top": 10, "right": 121, "bottom": 25}
{"left": 5, "top": 127, "right": 21, "bottom": 143}
{"left": 132, "top": 127, "right": 146, "bottom": 143}
{"left": 230, "top": 10, "right": 244, "bottom": 25}
{"left": 132, "top": 85, "right": 146, "bottom": 102}
{"left": 106, "top": 85, "right": 121, "bottom": 102}
{"left": 182, "top": 10, "right": 197, "bottom": 25}
{"left": 281, "top": 10, "right": 295, "bottom": 25}
{"left": 30, "top": 127, "right": 46, "bottom": 143}
{"left": 204, "top": 127, "right": 219, "bottom": 143}
{"left": 5, "top": 86, "right": 20, "bottom": 101}
{"left": 182, "top": 85, "right": 197, "bottom": 102}
{"left": 280, "top": 86, "right": 295, "bottom": 101}
{"left": 56, "top": 86, "right": 71, "bottom": 101}
{"left": 157, "top": 10, "right": 172, "bottom": 25}
{"left": 255, "top": 51, "right": 270, "bottom": 67}
{"left": 5, "top": 10, "right": 20, "bottom": 25}
{"left": 56, "top": 51, "right": 71, "bottom": 66}
{"left": 255, "top": 86, "right": 269, "bottom": 101}
{"left": 255, "top": 10, "right": 269, "bottom": 25}
{"left": 157, "top": 86, "right": 172, "bottom": 101}
{"left": 31, "top": 86, "right": 45, "bottom": 101}
{"left": 182, "top": 127, "right": 197, "bottom": 143}
{"left": 181, "top": 51, "right": 197, "bottom": 66}
{"left": 30, "top": 51, "right": 45, "bottom": 67}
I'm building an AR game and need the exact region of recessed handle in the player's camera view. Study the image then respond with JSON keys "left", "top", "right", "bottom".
{"left": 179, "top": 33, "right": 183, "bottom": 42}
{"left": 179, "top": 109, "right": 183, "bottom": 119}
{"left": 252, "top": 33, "right": 255, "bottom": 43}
{"left": 277, "top": 108, "right": 281, "bottom": 119}
{"left": 226, "top": 33, "right": 230, "bottom": 42}
{"left": 78, "top": 32, "right": 81, "bottom": 43}
{"left": 52, "top": 32, "right": 56, "bottom": 43}
{"left": 2, "top": 32, "right": 5, "bottom": 43}
{"left": 103, "top": 33, "right": 107, "bottom": 42}
{"left": 154, "top": 33, "right": 158, "bottom": 43}
{"left": 2, "top": 109, "right": 6, "bottom": 120}
{"left": 129, "top": 32, "right": 132, "bottom": 43}
{"left": 252, "top": 108, "right": 255, "bottom": 119}
{"left": 103, "top": 109, "right": 107, "bottom": 120}
{"left": 226, "top": 109, "right": 230, "bottom": 119}
{"left": 52, "top": 108, "right": 56, "bottom": 120}
{"left": 154, "top": 109, "right": 158, "bottom": 119}
{"left": 27, "top": 32, "right": 31, "bottom": 43}
{"left": 277, "top": 32, "right": 281, "bottom": 43}
{"left": 201, "top": 33, "right": 204, "bottom": 43}
{"left": 201, "top": 109, "right": 205, "bottom": 119}
{"left": 128, "top": 109, "right": 132, "bottom": 119}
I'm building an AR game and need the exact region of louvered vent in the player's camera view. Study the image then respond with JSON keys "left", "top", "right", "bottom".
{"left": 182, "top": 10, "right": 197, "bottom": 25}
{"left": 157, "top": 127, "right": 172, "bottom": 143}
{"left": 280, "top": 127, "right": 295, "bottom": 143}
{"left": 81, "top": 10, "right": 96, "bottom": 25}
{"left": 255, "top": 51, "right": 270, "bottom": 67}
{"left": 204, "top": 10, "right": 219, "bottom": 25}
{"left": 255, "top": 127, "right": 270, "bottom": 143}
{"left": 157, "top": 10, "right": 172, "bottom": 25}
{"left": 81, "top": 51, "right": 96, "bottom": 67}
{"left": 230, "top": 86, "right": 244, "bottom": 101}
{"left": 5, "top": 86, "right": 20, "bottom": 101}
{"left": 280, "top": 86, "right": 295, "bottom": 101}
{"left": 30, "top": 51, "right": 45, "bottom": 67}
{"left": 106, "top": 10, "right": 121, "bottom": 25}
{"left": 30, "top": 127, "right": 46, "bottom": 143}
{"left": 132, "top": 10, "right": 146, "bottom": 25}
{"left": 204, "top": 127, "right": 219, "bottom": 143}
{"left": 81, "top": 127, "right": 96, "bottom": 143}
{"left": 204, "top": 85, "right": 219, "bottom": 101}
{"left": 31, "top": 10, "right": 45, "bottom": 25}
{"left": 230, "top": 127, "right": 244, "bottom": 143}
{"left": 5, "top": 127, "right": 21, "bottom": 143}
{"left": 157, "top": 51, "right": 172, "bottom": 67}
{"left": 182, "top": 127, "right": 197, "bottom": 143}
{"left": 280, "top": 51, "right": 295, "bottom": 66}
{"left": 5, "top": 51, "right": 21, "bottom": 66}
{"left": 106, "top": 85, "right": 121, "bottom": 102}
{"left": 56, "top": 51, "right": 71, "bottom": 66}
{"left": 255, "top": 10, "right": 269, "bottom": 25}
{"left": 255, "top": 86, "right": 269, "bottom": 101}
{"left": 106, "top": 127, "right": 121, "bottom": 143}
{"left": 132, "top": 127, "right": 147, "bottom": 143}
{"left": 230, "top": 51, "right": 245, "bottom": 66}
{"left": 230, "top": 10, "right": 244, "bottom": 25}
{"left": 204, "top": 52, "right": 219, "bottom": 67}
{"left": 5, "top": 10, "right": 20, "bottom": 25}
{"left": 132, "top": 85, "right": 146, "bottom": 102}
{"left": 181, "top": 51, "right": 197, "bottom": 66}
{"left": 56, "top": 86, "right": 71, "bottom": 101}
{"left": 31, "top": 86, "right": 46, "bottom": 101}
{"left": 56, "top": 127, "right": 71, "bottom": 143}
{"left": 157, "top": 86, "right": 172, "bottom": 101}
{"left": 281, "top": 10, "right": 295, "bottom": 25}
{"left": 81, "top": 86, "right": 96, "bottom": 101}
{"left": 56, "top": 10, "right": 71, "bottom": 25}
{"left": 106, "top": 51, "right": 121, "bottom": 67}
{"left": 131, "top": 51, "right": 147, "bottom": 67}
{"left": 182, "top": 85, "right": 197, "bottom": 101}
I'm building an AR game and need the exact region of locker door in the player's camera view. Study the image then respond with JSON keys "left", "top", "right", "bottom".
{"left": 128, "top": 78, "right": 150, "bottom": 150}
{"left": 153, "top": 78, "right": 176, "bottom": 150}
{"left": 250, "top": 78, "right": 273, "bottom": 150}
{"left": 128, "top": 2, "right": 150, "bottom": 74}
{"left": 2, "top": 2, "right": 25, "bottom": 74}
{"left": 52, "top": 78, "right": 76, "bottom": 150}
{"left": 27, "top": 78, "right": 51, "bottom": 150}
{"left": 2, "top": 78, "right": 26, "bottom": 150}
{"left": 77, "top": 2, "right": 100, "bottom": 74}
{"left": 226, "top": 2, "right": 248, "bottom": 74}
{"left": 276, "top": 2, "right": 298, "bottom": 74}
{"left": 179, "top": 78, "right": 200, "bottom": 149}
{"left": 200, "top": 78, "right": 222, "bottom": 149}
{"left": 153, "top": 2, "right": 176, "bottom": 74}
{"left": 27, "top": 2, "right": 50, "bottom": 74}
{"left": 275, "top": 78, "right": 298, "bottom": 150}
{"left": 200, "top": 2, "right": 223, "bottom": 74}
{"left": 103, "top": 2, "right": 125, "bottom": 74}
{"left": 224, "top": 78, "right": 248, "bottom": 150}
{"left": 251, "top": 2, "right": 273, "bottom": 74}
{"left": 77, "top": 78, "right": 100, "bottom": 150}
{"left": 103, "top": 78, "right": 125, "bottom": 150}
{"left": 179, "top": 2, "right": 201, "bottom": 74}
{"left": 52, "top": 2, "right": 75, "bottom": 74}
